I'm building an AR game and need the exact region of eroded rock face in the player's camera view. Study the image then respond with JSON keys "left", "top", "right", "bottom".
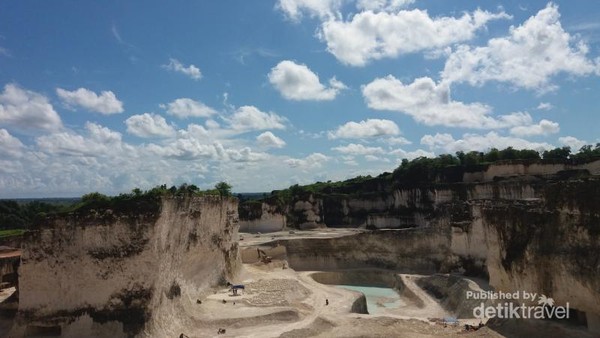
{"left": 250, "top": 161, "right": 600, "bottom": 332}
{"left": 238, "top": 202, "right": 286, "bottom": 233}
{"left": 12, "top": 196, "right": 240, "bottom": 337}
{"left": 476, "top": 180, "right": 600, "bottom": 324}
{"left": 283, "top": 229, "right": 448, "bottom": 273}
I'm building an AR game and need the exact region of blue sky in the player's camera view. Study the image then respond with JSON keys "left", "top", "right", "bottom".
{"left": 1, "top": 1, "right": 599, "bottom": 197}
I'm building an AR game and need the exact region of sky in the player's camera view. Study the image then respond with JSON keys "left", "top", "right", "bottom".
{"left": 1, "top": 1, "right": 600, "bottom": 197}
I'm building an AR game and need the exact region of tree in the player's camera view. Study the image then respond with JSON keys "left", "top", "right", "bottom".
{"left": 437, "top": 154, "right": 459, "bottom": 167}
{"left": 215, "top": 181, "right": 232, "bottom": 197}
{"left": 81, "top": 192, "right": 109, "bottom": 203}
{"left": 498, "top": 147, "right": 518, "bottom": 160}
{"left": 455, "top": 151, "right": 466, "bottom": 165}
{"left": 542, "top": 147, "right": 571, "bottom": 161}
{"left": 571, "top": 144, "right": 600, "bottom": 162}
{"left": 484, "top": 148, "right": 500, "bottom": 163}
{"left": 463, "top": 151, "right": 483, "bottom": 165}
{"left": 516, "top": 149, "right": 540, "bottom": 160}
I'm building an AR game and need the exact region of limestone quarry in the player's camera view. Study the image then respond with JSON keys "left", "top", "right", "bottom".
{"left": 1, "top": 160, "right": 600, "bottom": 337}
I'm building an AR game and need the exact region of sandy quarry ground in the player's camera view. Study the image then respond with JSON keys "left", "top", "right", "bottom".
{"left": 238, "top": 228, "right": 363, "bottom": 247}
{"left": 182, "top": 260, "right": 504, "bottom": 338}
{"left": 173, "top": 229, "right": 596, "bottom": 338}
{"left": 181, "top": 261, "right": 597, "bottom": 338}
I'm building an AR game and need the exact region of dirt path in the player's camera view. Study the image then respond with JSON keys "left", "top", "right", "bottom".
{"left": 178, "top": 259, "right": 378, "bottom": 337}
{"left": 180, "top": 261, "right": 501, "bottom": 337}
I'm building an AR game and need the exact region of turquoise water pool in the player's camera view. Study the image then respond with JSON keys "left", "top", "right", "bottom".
{"left": 335, "top": 285, "right": 403, "bottom": 314}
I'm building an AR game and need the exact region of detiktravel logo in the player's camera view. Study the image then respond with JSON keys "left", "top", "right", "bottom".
{"left": 466, "top": 291, "right": 570, "bottom": 320}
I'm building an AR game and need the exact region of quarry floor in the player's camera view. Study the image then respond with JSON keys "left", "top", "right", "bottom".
{"left": 175, "top": 229, "right": 596, "bottom": 338}
{"left": 180, "top": 228, "right": 491, "bottom": 337}
{"left": 238, "top": 228, "right": 364, "bottom": 247}
{"left": 186, "top": 262, "right": 496, "bottom": 338}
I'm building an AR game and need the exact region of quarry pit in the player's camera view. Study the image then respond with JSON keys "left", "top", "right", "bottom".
{"left": 231, "top": 230, "right": 596, "bottom": 338}
{"left": 2, "top": 160, "right": 600, "bottom": 337}
{"left": 4, "top": 225, "right": 597, "bottom": 337}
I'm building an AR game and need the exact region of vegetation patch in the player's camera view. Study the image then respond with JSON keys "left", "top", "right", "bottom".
{"left": 0, "top": 228, "right": 26, "bottom": 238}
{"left": 0, "top": 200, "right": 69, "bottom": 231}
{"left": 238, "top": 200, "right": 263, "bottom": 221}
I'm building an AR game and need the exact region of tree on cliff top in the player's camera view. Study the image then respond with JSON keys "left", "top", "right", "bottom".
{"left": 542, "top": 146, "right": 571, "bottom": 160}
{"left": 215, "top": 181, "right": 232, "bottom": 197}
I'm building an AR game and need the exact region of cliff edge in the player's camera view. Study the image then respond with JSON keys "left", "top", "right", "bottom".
{"left": 10, "top": 195, "right": 240, "bottom": 338}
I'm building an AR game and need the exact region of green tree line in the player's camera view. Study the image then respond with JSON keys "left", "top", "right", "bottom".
{"left": 0, "top": 181, "right": 233, "bottom": 231}
{"left": 266, "top": 144, "right": 600, "bottom": 202}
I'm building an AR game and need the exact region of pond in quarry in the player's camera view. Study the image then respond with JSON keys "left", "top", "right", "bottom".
{"left": 310, "top": 270, "right": 460, "bottom": 319}
{"left": 335, "top": 285, "right": 403, "bottom": 314}
{"left": 310, "top": 270, "right": 426, "bottom": 316}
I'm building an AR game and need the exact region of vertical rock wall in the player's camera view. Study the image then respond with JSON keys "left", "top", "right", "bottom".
{"left": 238, "top": 202, "right": 286, "bottom": 233}
{"left": 283, "top": 229, "right": 449, "bottom": 272}
{"left": 473, "top": 180, "right": 600, "bottom": 330}
{"left": 259, "top": 174, "right": 600, "bottom": 332}
{"left": 11, "top": 196, "right": 240, "bottom": 337}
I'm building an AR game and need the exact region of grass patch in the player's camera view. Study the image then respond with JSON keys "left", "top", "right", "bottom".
{"left": 0, "top": 229, "right": 26, "bottom": 238}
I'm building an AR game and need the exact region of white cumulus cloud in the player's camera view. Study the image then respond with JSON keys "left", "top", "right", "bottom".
{"left": 227, "top": 106, "right": 286, "bottom": 132}
{"left": 319, "top": 8, "right": 509, "bottom": 66}
{"left": 0, "top": 128, "right": 25, "bottom": 158}
{"left": 510, "top": 119, "right": 560, "bottom": 137}
{"left": 0, "top": 84, "right": 62, "bottom": 132}
{"left": 284, "top": 152, "right": 329, "bottom": 169}
{"left": 389, "top": 148, "right": 434, "bottom": 160}
{"left": 36, "top": 122, "right": 124, "bottom": 157}
{"left": 356, "top": 0, "right": 414, "bottom": 12}
{"left": 269, "top": 60, "right": 346, "bottom": 101}
{"left": 163, "top": 58, "right": 202, "bottom": 80}
{"left": 146, "top": 140, "right": 220, "bottom": 161}
{"left": 421, "top": 132, "right": 553, "bottom": 153}
{"left": 162, "top": 98, "right": 217, "bottom": 119}
{"left": 537, "top": 102, "right": 554, "bottom": 110}
{"left": 276, "top": 0, "right": 344, "bottom": 21}
{"left": 558, "top": 136, "right": 587, "bottom": 151}
{"left": 225, "top": 147, "right": 269, "bottom": 163}
{"left": 328, "top": 119, "right": 400, "bottom": 139}
{"left": 332, "top": 143, "right": 384, "bottom": 155}
{"left": 362, "top": 76, "right": 531, "bottom": 129}
{"left": 256, "top": 131, "right": 286, "bottom": 149}
{"left": 56, "top": 87, "right": 124, "bottom": 114}
{"left": 125, "top": 113, "right": 175, "bottom": 138}
{"left": 442, "top": 3, "right": 600, "bottom": 91}
{"left": 385, "top": 136, "right": 412, "bottom": 146}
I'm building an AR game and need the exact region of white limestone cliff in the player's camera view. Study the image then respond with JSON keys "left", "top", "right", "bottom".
{"left": 11, "top": 195, "right": 240, "bottom": 337}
